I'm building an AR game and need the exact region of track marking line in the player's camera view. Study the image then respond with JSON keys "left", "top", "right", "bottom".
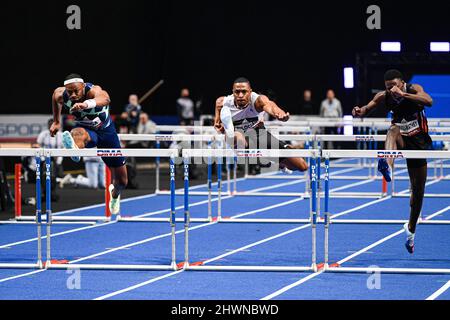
{"left": 0, "top": 270, "right": 46, "bottom": 283}
{"left": 93, "top": 270, "right": 184, "bottom": 300}
{"left": 262, "top": 188, "right": 450, "bottom": 300}
{"left": 0, "top": 165, "right": 436, "bottom": 295}
{"left": 426, "top": 280, "right": 450, "bottom": 300}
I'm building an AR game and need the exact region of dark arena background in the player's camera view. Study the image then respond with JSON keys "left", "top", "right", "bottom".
{"left": 1, "top": 0, "right": 450, "bottom": 306}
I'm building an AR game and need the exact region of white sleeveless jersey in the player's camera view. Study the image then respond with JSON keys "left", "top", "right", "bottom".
{"left": 222, "top": 92, "right": 265, "bottom": 132}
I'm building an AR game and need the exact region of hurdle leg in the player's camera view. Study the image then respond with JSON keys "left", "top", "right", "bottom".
{"left": 217, "top": 158, "right": 222, "bottom": 221}
{"left": 310, "top": 157, "right": 318, "bottom": 272}
{"left": 207, "top": 155, "right": 212, "bottom": 221}
{"left": 155, "top": 140, "right": 161, "bottom": 193}
{"left": 35, "top": 154, "right": 43, "bottom": 269}
{"left": 183, "top": 157, "right": 190, "bottom": 269}
{"left": 391, "top": 161, "right": 396, "bottom": 195}
{"left": 15, "top": 163, "right": 22, "bottom": 219}
{"left": 45, "top": 154, "right": 52, "bottom": 268}
{"left": 324, "top": 156, "right": 330, "bottom": 269}
{"left": 169, "top": 156, "right": 177, "bottom": 270}
{"left": 317, "top": 144, "right": 321, "bottom": 219}
{"left": 244, "top": 157, "right": 249, "bottom": 178}
{"left": 226, "top": 158, "right": 231, "bottom": 195}
{"left": 233, "top": 156, "right": 237, "bottom": 194}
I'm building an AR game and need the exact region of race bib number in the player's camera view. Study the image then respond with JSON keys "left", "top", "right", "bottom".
{"left": 235, "top": 119, "right": 260, "bottom": 132}
{"left": 394, "top": 119, "right": 420, "bottom": 136}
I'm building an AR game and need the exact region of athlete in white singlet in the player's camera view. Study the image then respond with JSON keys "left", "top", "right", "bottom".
{"left": 214, "top": 77, "right": 308, "bottom": 172}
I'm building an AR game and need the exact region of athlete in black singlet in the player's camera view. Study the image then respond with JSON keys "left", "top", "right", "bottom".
{"left": 352, "top": 69, "right": 434, "bottom": 254}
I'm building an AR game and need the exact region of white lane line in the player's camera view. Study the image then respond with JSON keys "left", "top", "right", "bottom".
{"left": 202, "top": 224, "right": 312, "bottom": 265}
{"left": 424, "top": 205, "right": 450, "bottom": 220}
{"left": 0, "top": 165, "right": 411, "bottom": 291}
{"left": 68, "top": 197, "right": 310, "bottom": 264}
{"left": 91, "top": 169, "right": 390, "bottom": 299}
{"left": 0, "top": 270, "right": 46, "bottom": 283}
{"left": 261, "top": 272, "right": 324, "bottom": 300}
{"left": 426, "top": 280, "right": 450, "bottom": 300}
{"left": 261, "top": 188, "right": 450, "bottom": 300}
{"left": 93, "top": 270, "right": 184, "bottom": 300}
{"left": 230, "top": 198, "right": 304, "bottom": 219}
{"left": 80, "top": 168, "right": 367, "bottom": 265}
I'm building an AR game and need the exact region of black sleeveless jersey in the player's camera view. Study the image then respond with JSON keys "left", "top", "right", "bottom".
{"left": 385, "top": 83, "right": 429, "bottom": 136}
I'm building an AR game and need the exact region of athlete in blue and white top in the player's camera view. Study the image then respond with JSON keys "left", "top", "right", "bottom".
{"left": 214, "top": 77, "right": 308, "bottom": 172}
{"left": 50, "top": 73, "right": 127, "bottom": 215}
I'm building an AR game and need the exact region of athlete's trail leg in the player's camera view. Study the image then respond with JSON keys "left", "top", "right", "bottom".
{"left": 407, "top": 164, "right": 427, "bottom": 233}
{"left": 110, "top": 165, "right": 128, "bottom": 198}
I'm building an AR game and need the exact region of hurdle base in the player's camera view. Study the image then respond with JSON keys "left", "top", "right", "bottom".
{"left": 0, "top": 263, "right": 41, "bottom": 269}
{"left": 326, "top": 266, "right": 450, "bottom": 274}
{"left": 0, "top": 220, "right": 96, "bottom": 225}
{"left": 16, "top": 216, "right": 110, "bottom": 222}
{"left": 393, "top": 193, "right": 450, "bottom": 198}
{"left": 328, "top": 219, "right": 450, "bottom": 225}
{"left": 47, "top": 263, "right": 178, "bottom": 271}
{"left": 218, "top": 218, "right": 311, "bottom": 224}
{"left": 118, "top": 217, "right": 211, "bottom": 223}
{"left": 185, "top": 265, "right": 314, "bottom": 272}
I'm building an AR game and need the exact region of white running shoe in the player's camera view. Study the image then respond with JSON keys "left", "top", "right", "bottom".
{"left": 108, "top": 184, "right": 121, "bottom": 215}
{"left": 62, "top": 131, "right": 80, "bottom": 162}
{"left": 403, "top": 222, "right": 415, "bottom": 254}
{"left": 281, "top": 167, "right": 293, "bottom": 174}
{"left": 279, "top": 163, "right": 293, "bottom": 174}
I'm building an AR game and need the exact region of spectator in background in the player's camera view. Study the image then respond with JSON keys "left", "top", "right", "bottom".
{"left": 59, "top": 157, "right": 105, "bottom": 189}
{"left": 176, "top": 88, "right": 195, "bottom": 125}
{"left": 127, "top": 112, "right": 157, "bottom": 148}
{"left": 299, "top": 90, "right": 317, "bottom": 115}
{"left": 320, "top": 89, "right": 343, "bottom": 149}
{"left": 124, "top": 94, "right": 142, "bottom": 133}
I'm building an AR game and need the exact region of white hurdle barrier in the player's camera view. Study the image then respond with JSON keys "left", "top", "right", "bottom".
{"left": 320, "top": 150, "right": 450, "bottom": 275}
{"left": 180, "top": 148, "right": 320, "bottom": 272}
{"left": 0, "top": 148, "right": 181, "bottom": 271}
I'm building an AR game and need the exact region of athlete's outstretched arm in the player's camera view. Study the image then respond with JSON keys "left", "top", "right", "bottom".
{"left": 254, "top": 95, "right": 289, "bottom": 121}
{"left": 214, "top": 96, "right": 225, "bottom": 133}
{"left": 352, "top": 91, "right": 385, "bottom": 118}
{"left": 70, "top": 85, "right": 111, "bottom": 112}
{"left": 395, "top": 84, "right": 433, "bottom": 106}
{"left": 50, "top": 87, "right": 65, "bottom": 136}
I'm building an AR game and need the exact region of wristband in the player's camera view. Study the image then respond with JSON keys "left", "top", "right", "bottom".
{"left": 84, "top": 99, "right": 97, "bottom": 109}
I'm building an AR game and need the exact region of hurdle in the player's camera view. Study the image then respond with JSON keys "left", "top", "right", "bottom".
{"left": 181, "top": 148, "right": 319, "bottom": 272}
{"left": 118, "top": 133, "right": 234, "bottom": 197}
{"left": 1, "top": 148, "right": 182, "bottom": 271}
{"left": 0, "top": 149, "right": 45, "bottom": 269}
{"left": 321, "top": 149, "right": 450, "bottom": 223}
{"left": 117, "top": 133, "right": 234, "bottom": 223}
{"left": 321, "top": 150, "right": 450, "bottom": 274}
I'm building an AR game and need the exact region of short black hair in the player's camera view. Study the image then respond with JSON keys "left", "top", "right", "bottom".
{"left": 384, "top": 69, "right": 403, "bottom": 81}
{"left": 233, "top": 77, "right": 251, "bottom": 86}
{"left": 65, "top": 73, "right": 83, "bottom": 81}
